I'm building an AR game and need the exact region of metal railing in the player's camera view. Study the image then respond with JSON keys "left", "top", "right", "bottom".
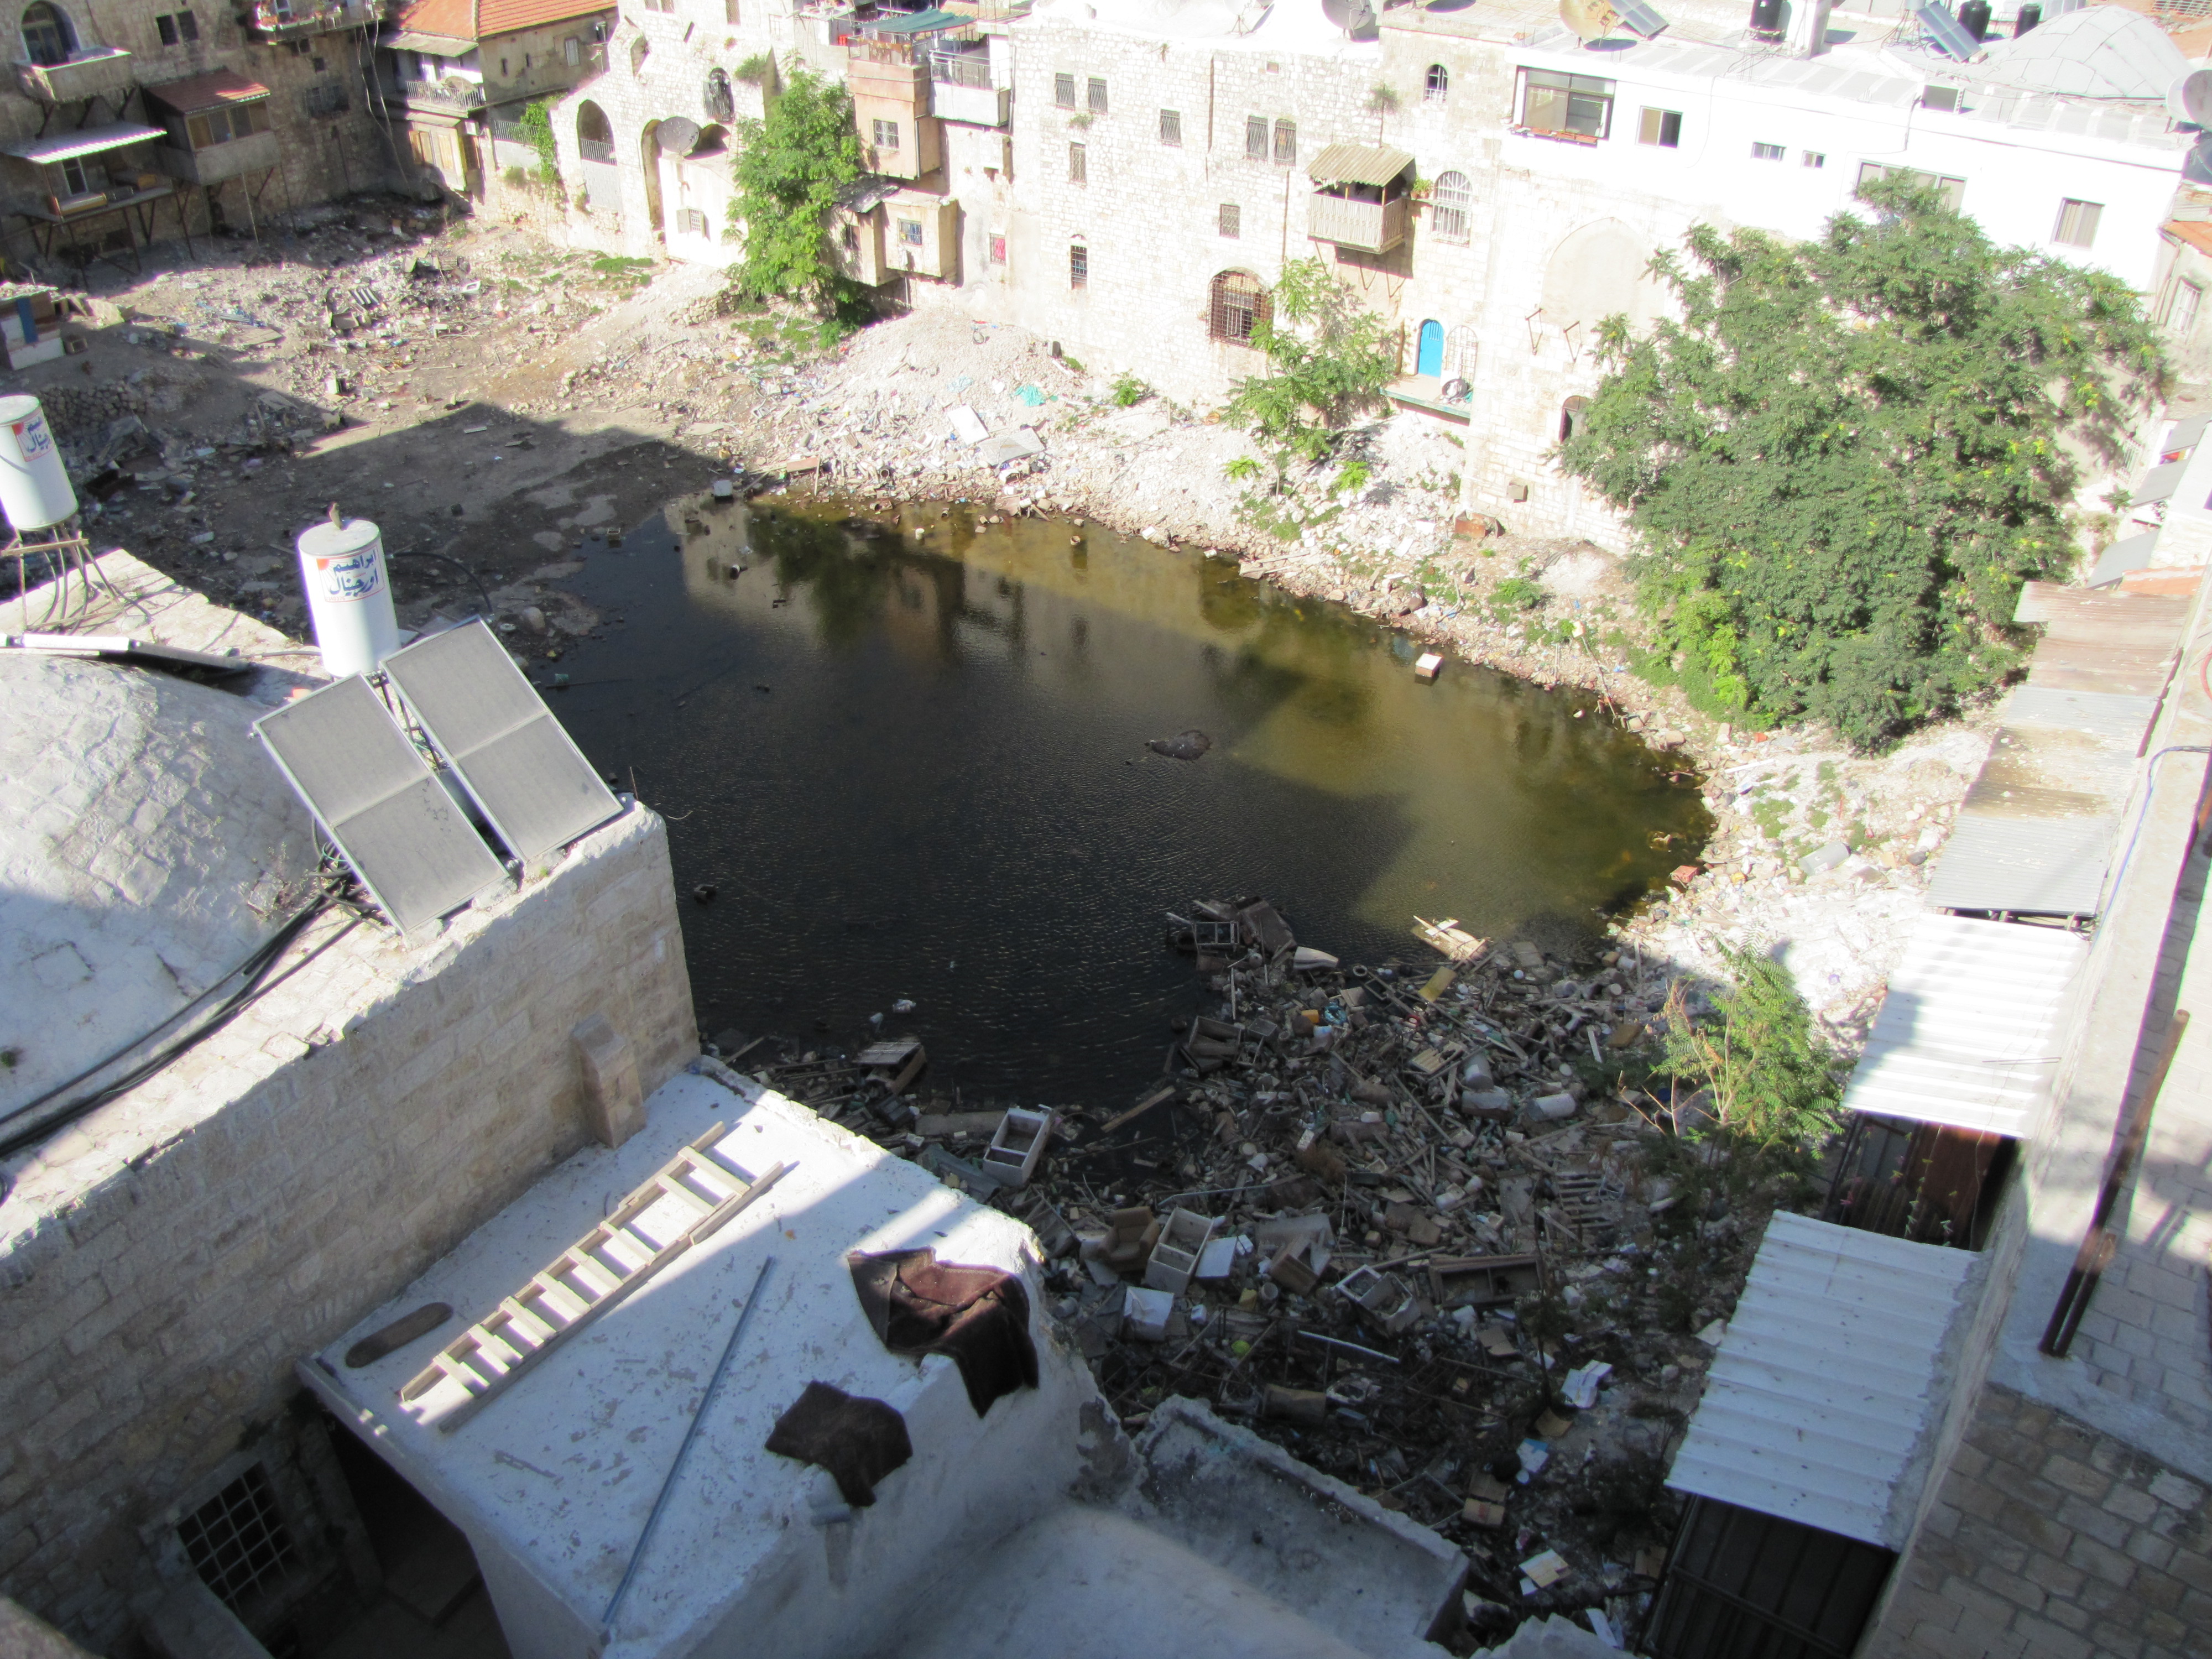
{"left": 928, "top": 49, "right": 990, "bottom": 86}
{"left": 580, "top": 137, "right": 615, "bottom": 164}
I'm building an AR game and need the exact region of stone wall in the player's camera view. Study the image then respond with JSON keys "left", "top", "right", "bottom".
{"left": 0, "top": 807, "right": 697, "bottom": 1651}
{"left": 1868, "top": 1383, "right": 2212, "bottom": 1659}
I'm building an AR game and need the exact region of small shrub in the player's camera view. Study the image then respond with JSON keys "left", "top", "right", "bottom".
{"left": 1110, "top": 371, "right": 1150, "bottom": 407}
{"left": 1660, "top": 945, "right": 1845, "bottom": 1158}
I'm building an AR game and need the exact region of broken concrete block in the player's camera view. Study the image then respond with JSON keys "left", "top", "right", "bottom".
{"left": 572, "top": 1013, "right": 644, "bottom": 1147}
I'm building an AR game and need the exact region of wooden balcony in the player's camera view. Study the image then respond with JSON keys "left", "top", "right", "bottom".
{"left": 157, "top": 128, "right": 278, "bottom": 185}
{"left": 15, "top": 48, "right": 135, "bottom": 105}
{"left": 1307, "top": 192, "right": 1408, "bottom": 254}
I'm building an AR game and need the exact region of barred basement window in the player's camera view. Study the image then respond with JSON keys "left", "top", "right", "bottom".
{"left": 2053, "top": 197, "right": 2102, "bottom": 249}
{"left": 1087, "top": 75, "right": 1107, "bottom": 113}
{"left": 1068, "top": 141, "right": 1085, "bottom": 184}
{"left": 1159, "top": 107, "right": 1181, "bottom": 145}
{"left": 1272, "top": 119, "right": 1296, "bottom": 166}
{"left": 873, "top": 118, "right": 901, "bottom": 150}
{"left": 1209, "top": 269, "right": 1267, "bottom": 345}
{"left": 1430, "top": 170, "right": 1470, "bottom": 243}
{"left": 1054, "top": 71, "right": 1076, "bottom": 108}
{"left": 1218, "top": 202, "right": 1239, "bottom": 238}
{"left": 178, "top": 1465, "right": 297, "bottom": 1614}
{"left": 1070, "top": 243, "right": 1087, "bottom": 288}
{"left": 1246, "top": 115, "right": 1267, "bottom": 159}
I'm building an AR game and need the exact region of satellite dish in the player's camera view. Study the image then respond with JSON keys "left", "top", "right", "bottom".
{"left": 1561, "top": 0, "right": 1624, "bottom": 40}
{"left": 1321, "top": 0, "right": 1378, "bottom": 34}
{"left": 657, "top": 117, "right": 701, "bottom": 156}
{"left": 2186, "top": 134, "right": 2212, "bottom": 186}
{"left": 2170, "top": 67, "right": 2212, "bottom": 127}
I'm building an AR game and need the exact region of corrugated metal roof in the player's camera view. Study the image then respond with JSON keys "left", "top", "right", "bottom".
{"left": 1308, "top": 143, "right": 1415, "bottom": 186}
{"left": 145, "top": 70, "right": 272, "bottom": 114}
{"left": 2, "top": 122, "right": 163, "bottom": 166}
{"left": 1838, "top": 912, "right": 2086, "bottom": 1136}
{"left": 1666, "top": 1214, "right": 1976, "bottom": 1549}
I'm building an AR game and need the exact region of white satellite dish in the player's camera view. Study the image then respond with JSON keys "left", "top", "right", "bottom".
{"left": 1561, "top": 0, "right": 1624, "bottom": 40}
{"left": 2186, "top": 134, "right": 2212, "bottom": 186}
{"left": 2169, "top": 67, "right": 2212, "bottom": 127}
{"left": 1321, "top": 0, "right": 1378, "bottom": 34}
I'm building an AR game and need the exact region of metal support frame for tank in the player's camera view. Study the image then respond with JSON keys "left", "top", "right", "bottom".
{"left": 5, "top": 520, "right": 112, "bottom": 631}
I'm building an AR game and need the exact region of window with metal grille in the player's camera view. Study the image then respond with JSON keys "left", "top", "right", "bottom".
{"left": 1751, "top": 140, "right": 1785, "bottom": 160}
{"left": 1159, "top": 107, "right": 1180, "bottom": 145}
{"left": 873, "top": 118, "right": 900, "bottom": 150}
{"left": 1087, "top": 75, "right": 1107, "bottom": 113}
{"left": 1218, "top": 202, "right": 1239, "bottom": 238}
{"left": 1209, "top": 270, "right": 1267, "bottom": 345}
{"left": 1246, "top": 115, "right": 1267, "bottom": 159}
{"left": 897, "top": 217, "right": 923, "bottom": 246}
{"left": 1856, "top": 161, "right": 1964, "bottom": 212}
{"left": 178, "top": 1465, "right": 298, "bottom": 1614}
{"left": 1430, "top": 170, "right": 1469, "bottom": 243}
{"left": 1272, "top": 119, "right": 1296, "bottom": 166}
{"left": 1517, "top": 68, "right": 1612, "bottom": 138}
{"left": 1068, "top": 141, "right": 1085, "bottom": 183}
{"left": 1445, "top": 325, "right": 1477, "bottom": 383}
{"left": 679, "top": 208, "right": 709, "bottom": 236}
{"left": 2053, "top": 197, "right": 2101, "bottom": 248}
{"left": 1053, "top": 71, "right": 1075, "bottom": 108}
{"left": 1637, "top": 107, "right": 1680, "bottom": 147}
{"left": 1069, "top": 243, "right": 1087, "bottom": 288}
{"left": 1425, "top": 62, "right": 1447, "bottom": 101}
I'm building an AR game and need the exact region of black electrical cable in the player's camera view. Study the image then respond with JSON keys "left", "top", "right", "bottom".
{"left": 0, "top": 896, "right": 341, "bottom": 1158}
{"left": 387, "top": 549, "right": 498, "bottom": 618}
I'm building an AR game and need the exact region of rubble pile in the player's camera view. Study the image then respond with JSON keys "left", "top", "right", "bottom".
{"left": 728, "top": 899, "right": 1787, "bottom": 1652}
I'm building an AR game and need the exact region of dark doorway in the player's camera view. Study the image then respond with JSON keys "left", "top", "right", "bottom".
{"left": 1646, "top": 1495, "right": 1895, "bottom": 1659}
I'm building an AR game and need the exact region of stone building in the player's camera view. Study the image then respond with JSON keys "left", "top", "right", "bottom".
{"left": 528, "top": 0, "right": 2212, "bottom": 544}
{"left": 375, "top": 0, "right": 614, "bottom": 198}
{"left": 0, "top": 0, "right": 396, "bottom": 266}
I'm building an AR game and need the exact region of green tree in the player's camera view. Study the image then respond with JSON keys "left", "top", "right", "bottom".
{"left": 1561, "top": 177, "right": 2166, "bottom": 748}
{"left": 518, "top": 97, "right": 559, "bottom": 184}
{"left": 1224, "top": 258, "right": 1399, "bottom": 467}
{"left": 1660, "top": 945, "right": 1844, "bottom": 1158}
{"left": 729, "top": 59, "right": 864, "bottom": 315}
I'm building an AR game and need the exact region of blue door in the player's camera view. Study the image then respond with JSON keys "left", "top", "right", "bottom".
{"left": 1416, "top": 319, "right": 1444, "bottom": 377}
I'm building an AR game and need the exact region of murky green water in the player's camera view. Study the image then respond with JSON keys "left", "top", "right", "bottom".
{"left": 550, "top": 496, "right": 1709, "bottom": 1103}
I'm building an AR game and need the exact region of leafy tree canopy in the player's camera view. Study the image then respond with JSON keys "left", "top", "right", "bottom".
{"left": 1225, "top": 258, "right": 1400, "bottom": 467}
{"left": 729, "top": 59, "right": 864, "bottom": 316}
{"left": 1561, "top": 177, "right": 2166, "bottom": 748}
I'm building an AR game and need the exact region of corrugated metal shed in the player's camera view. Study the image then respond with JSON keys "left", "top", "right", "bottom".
{"left": 1308, "top": 143, "right": 1416, "bottom": 186}
{"left": 1666, "top": 1214, "right": 1976, "bottom": 1550}
{"left": 1838, "top": 912, "right": 2086, "bottom": 1136}
{"left": 1924, "top": 582, "right": 2185, "bottom": 915}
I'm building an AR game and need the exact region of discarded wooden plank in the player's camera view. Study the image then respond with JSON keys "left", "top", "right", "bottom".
{"left": 1102, "top": 1083, "right": 1176, "bottom": 1135}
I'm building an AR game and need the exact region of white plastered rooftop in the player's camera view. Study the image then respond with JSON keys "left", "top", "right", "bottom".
{"left": 303, "top": 1066, "right": 1081, "bottom": 1659}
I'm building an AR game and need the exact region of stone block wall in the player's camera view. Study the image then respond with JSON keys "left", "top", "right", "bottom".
{"left": 0, "top": 807, "right": 696, "bottom": 1651}
{"left": 1867, "top": 1383, "right": 2212, "bottom": 1659}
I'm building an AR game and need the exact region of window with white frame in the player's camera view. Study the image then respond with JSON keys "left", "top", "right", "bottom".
{"left": 1517, "top": 69, "right": 1614, "bottom": 140}
{"left": 1637, "top": 107, "right": 1680, "bottom": 148}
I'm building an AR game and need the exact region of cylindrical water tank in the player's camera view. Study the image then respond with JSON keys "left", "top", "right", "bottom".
{"left": 1959, "top": 0, "right": 1991, "bottom": 36}
{"left": 296, "top": 515, "right": 399, "bottom": 679}
{"left": 1749, "top": 0, "right": 1785, "bottom": 38}
{"left": 2013, "top": 2, "right": 2040, "bottom": 32}
{"left": 0, "top": 394, "right": 78, "bottom": 531}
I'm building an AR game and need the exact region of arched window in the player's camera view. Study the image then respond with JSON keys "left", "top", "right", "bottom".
{"left": 21, "top": 2, "right": 74, "bottom": 65}
{"left": 1559, "top": 395, "right": 1590, "bottom": 444}
{"left": 1208, "top": 269, "right": 1269, "bottom": 345}
{"left": 577, "top": 100, "right": 613, "bottom": 163}
{"left": 704, "top": 67, "right": 734, "bottom": 122}
{"left": 1431, "top": 170, "right": 1470, "bottom": 244}
{"left": 1425, "top": 62, "right": 1448, "bottom": 102}
{"left": 628, "top": 33, "right": 648, "bottom": 76}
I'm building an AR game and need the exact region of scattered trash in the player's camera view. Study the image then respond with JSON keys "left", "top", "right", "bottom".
{"left": 1145, "top": 729, "right": 1213, "bottom": 760}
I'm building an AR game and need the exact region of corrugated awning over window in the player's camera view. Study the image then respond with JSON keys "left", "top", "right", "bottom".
{"left": 859, "top": 7, "right": 965, "bottom": 32}
{"left": 145, "top": 70, "right": 273, "bottom": 115}
{"left": 1839, "top": 911, "right": 2085, "bottom": 1138}
{"left": 1308, "top": 143, "right": 1416, "bottom": 186}
{"left": 1666, "top": 1214, "right": 1977, "bottom": 1549}
{"left": 2, "top": 122, "right": 164, "bottom": 166}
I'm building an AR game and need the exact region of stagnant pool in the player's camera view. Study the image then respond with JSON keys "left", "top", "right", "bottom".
{"left": 549, "top": 495, "right": 1710, "bottom": 1104}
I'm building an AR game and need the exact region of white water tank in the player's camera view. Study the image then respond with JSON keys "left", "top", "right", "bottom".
{"left": 0, "top": 394, "right": 78, "bottom": 531}
{"left": 296, "top": 515, "right": 399, "bottom": 679}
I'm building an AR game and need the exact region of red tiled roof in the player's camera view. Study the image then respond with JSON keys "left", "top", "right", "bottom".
{"left": 391, "top": 0, "right": 611, "bottom": 41}
{"left": 144, "top": 69, "right": 271, "bottom": 113}
{"left": 2167, "top": 220, "right": 2212, "bottom": 258}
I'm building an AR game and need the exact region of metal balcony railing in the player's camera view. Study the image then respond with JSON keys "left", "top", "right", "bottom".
{"left": 579, "top": 137, "right": 615, "bottom": 164}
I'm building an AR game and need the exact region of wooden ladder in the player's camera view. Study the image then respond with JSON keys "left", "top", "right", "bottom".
{"left": 400, "top": 1125, "right": 789, "bottom": 1433}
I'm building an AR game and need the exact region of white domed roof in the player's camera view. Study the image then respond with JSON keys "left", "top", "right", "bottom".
{"left": 1975, "top": 7, "right": 2188, "bottom": 100}
{"left": 1, "top": 653, "right": 315, "bottom": 1123}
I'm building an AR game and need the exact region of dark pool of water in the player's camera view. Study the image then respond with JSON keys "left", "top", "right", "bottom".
{"left": 549, "top": 496, "right": 1709, "bottom": 1105}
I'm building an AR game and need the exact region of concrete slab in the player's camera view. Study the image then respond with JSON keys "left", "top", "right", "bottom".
{"left": 302, "top": 1064, "right": 1100, "bottom": 1659}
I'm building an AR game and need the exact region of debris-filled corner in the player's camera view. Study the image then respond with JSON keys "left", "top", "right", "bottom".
{"left": 732, "top": 898, "right": 1788, "bottom": 1653}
